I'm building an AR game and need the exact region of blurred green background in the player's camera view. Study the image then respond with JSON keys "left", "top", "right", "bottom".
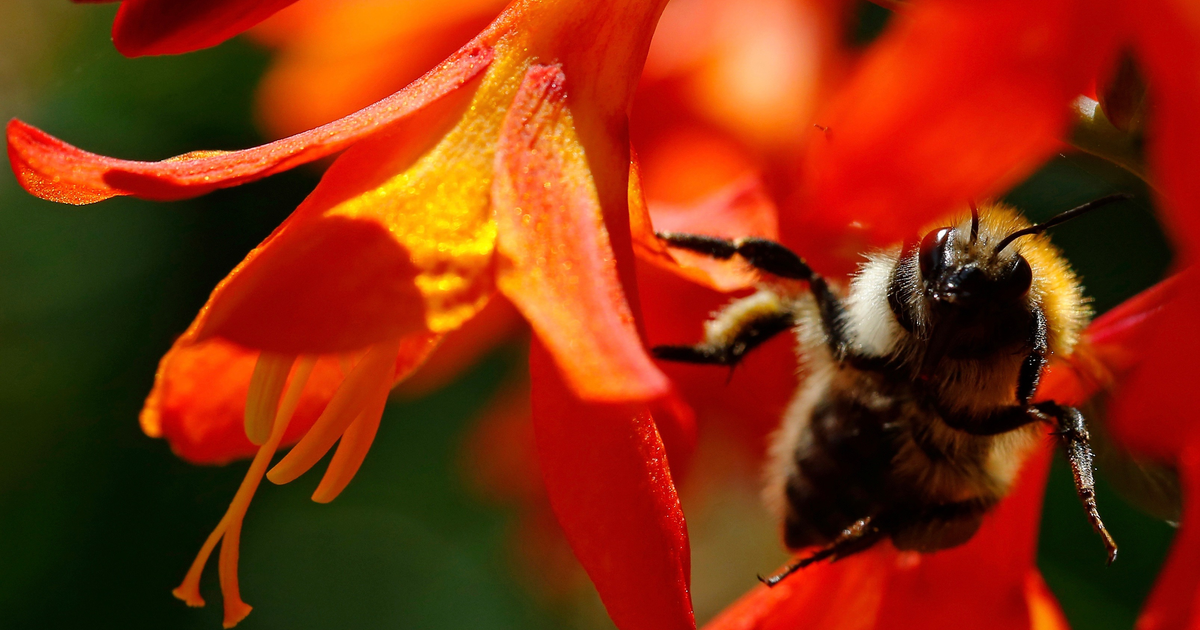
{"left": 0, "top": 2, "right": 1178, "bottom": 629}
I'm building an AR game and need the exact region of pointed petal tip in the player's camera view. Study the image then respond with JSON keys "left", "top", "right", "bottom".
{"left": 7, "top": 43, "right": 494, "bottom": 205}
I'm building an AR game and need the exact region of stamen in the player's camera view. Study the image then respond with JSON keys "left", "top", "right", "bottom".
{"left": 267, "top": 339, "right": 400, "bottom": 486}
{"left": 311, "top": 387, "right": 389, "bottom": 504}
{"left": 172, "top": 356, "right": 316, "bottom": 622}
{"left": 245, "top": 352, "right": 297, "bottom": 445}
{"left": 218, "top": 515, "right": 251, "bottom": 628}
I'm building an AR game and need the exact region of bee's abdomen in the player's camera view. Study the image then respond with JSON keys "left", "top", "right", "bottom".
{"left": 783, "top": 393, "right": 902, "bottom": 549}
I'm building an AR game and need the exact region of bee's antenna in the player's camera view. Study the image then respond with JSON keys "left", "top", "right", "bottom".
{"left": 993, "top": 193, "right": 1132, "bottom": 255}
{"left": 968, "top": 200, "right": 980, "bottom": 245}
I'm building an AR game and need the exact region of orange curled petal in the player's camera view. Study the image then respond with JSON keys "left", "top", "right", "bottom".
{"left": 494, "top": 64, "right": 668, "bottom": 402}
{"left": 4, "top": 44, "right": 492, "bottom": 205}
{"left": 249, "top": 0, "right": 506, "bottom": 139}
{"left": 141, "top": 337, "right": 345, "bottom": 465}
{"left": 111, "top": 0, "right": 301, "bottom": 57}
{"left": 529, "top": 340, "right": 695, "bottom": 630}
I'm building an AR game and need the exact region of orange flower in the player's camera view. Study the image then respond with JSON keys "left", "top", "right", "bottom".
{"left": 9, "top": 2, "right": 706, "bottom": 628}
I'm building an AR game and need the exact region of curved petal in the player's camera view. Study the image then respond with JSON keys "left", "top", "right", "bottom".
{"left": 494, "top": 64, "right": 669, "bottom": 402}
{"left": 5, "top": 43, "right": 492, "bottom": 205}
{"left": 111, "top": 0, "right": 302, "bottom": 57}
{"left": 142, "top": 331, "right": 441, "bottom": 465}
{"left": 140, "top": 338, "right": 344, "bottom": 465}
{"left": 530, "top": 340, "right": 695, "bottom": 630}
{"left": 632, "top": 167, "right": 781, "bottom": 293}
{"left": 1036, "top": 276, "right": 1178, "bottom": 406}
{"left": 1134, "top": 450, "right": 1200, "bottom": 630}
{"left": 789, "top": 0, "right": 1120, "bottom": 247}
{"left": 704, "top": 450, "right": 1060, "bottom": 630}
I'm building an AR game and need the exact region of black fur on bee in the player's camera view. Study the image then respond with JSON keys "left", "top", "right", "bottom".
{"left": 652, "top": 195, "right": 1129, "bottom": 586}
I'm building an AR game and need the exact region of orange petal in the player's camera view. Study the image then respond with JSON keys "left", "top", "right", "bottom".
{"left": 141, "top": 337, "right": 345, "bottom": 465}
{"left": 529, "top": 339, "right": 695, "bottom": 630}
{"left": 636, "top": 175, "right": 782, "bottom": 293}
{"left": 111, "top": 0, "right": 301, "bottom": 57}
{"left": 5, "top": 43, "right": 492, "bottom": 205}
{"left": 188, "top": 66, "right": 501, "bottom": 353}
{"left": 493, "top": 63, "right": 668, "bottom": 402}
{"left": 1133, "top": 449, "right": 1200, "bottom": 630}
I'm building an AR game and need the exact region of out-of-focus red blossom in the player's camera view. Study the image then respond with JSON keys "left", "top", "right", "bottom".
{"left": 246, "top": 0, "right": 508, "bottom": 140}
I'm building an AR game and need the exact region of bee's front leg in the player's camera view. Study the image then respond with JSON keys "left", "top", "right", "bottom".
{"left": 943, "top": 401, "right": 1119, "bottom": 564}
{"left": 654, "top": 232, "right": 853, "bottom": 361}
{"left": 1034, "top": 401, "right": 1120, "bottom": 564}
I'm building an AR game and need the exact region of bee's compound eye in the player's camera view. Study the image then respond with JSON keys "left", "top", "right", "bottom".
{"left": 918, "top": 227, "right": 952, "bottom": 278}
{"left": 1001, "top": 255, "right": 1033, "bottom": 298}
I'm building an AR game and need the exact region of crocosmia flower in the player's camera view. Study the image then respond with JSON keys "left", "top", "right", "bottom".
{"left": 10, "top": 1, "right": 703, "bottom": 628}
{"left": 12, "top": 0, "right": 1200, "bottom": 629}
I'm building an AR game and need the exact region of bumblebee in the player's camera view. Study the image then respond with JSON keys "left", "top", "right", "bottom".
{"left": 653, "top": 195, "right": 1128, "bottom": 584}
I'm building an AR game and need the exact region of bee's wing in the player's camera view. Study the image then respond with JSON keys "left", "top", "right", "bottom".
{"left": 1039, "top": 276, "right": 1182, "bottom": 524}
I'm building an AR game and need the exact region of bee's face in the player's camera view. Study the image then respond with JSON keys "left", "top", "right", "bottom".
{"left": 911, "top": 222, "right": 1037, "bottom": 367}
{"left": 917, "top": 225, "right": 1032, "bottom": 314}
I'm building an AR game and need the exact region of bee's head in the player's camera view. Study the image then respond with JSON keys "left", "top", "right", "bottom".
{"left": 892, "top": 194, "right": 1128, "bottom": 374}
{"left": 917, "top": 218, "right": 1033, "bottom": 315}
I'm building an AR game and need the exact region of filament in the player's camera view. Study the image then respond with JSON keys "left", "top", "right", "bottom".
{"left": 172, "top": 356, "right": 316, "bottom": 626}
{"left": 311, "top": 386, "right": 389, "bottom": 503}
{"left": 244, "top": 352, "right": 296, "bottom": 445}
{"left": 267, "top": 339, "right": 400, "bottom": 486}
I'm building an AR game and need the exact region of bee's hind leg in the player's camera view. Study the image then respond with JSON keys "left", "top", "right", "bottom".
{"left": 652, "top": 290, "right": 795, "bottom": 367}
{"left": 759, "top": 517, "right": 884, "bottom": 587}
{"left": 1034, "top": 401, "right": 1120, "bottom": 564}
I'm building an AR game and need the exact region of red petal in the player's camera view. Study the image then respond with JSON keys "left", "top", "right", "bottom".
{"left": 1036, "top": 276, "right": 1178, "bottom": 406}
{"left": 633, "top": 171, "right": 783, "bottom": 293}
{"left": 493, "top": 64, "right": 669, "bottom": 402}
{"left": 142, "top": 332, "right": 440, "bottom": 465}
{"left": 530, "top": 340, "right": 695, "bottom": 630}
{"left": 111, "top": 0, "right": 302, "bottom": 57}
{"left": 790, "top": 0, "right": 1119, "bottom": 247}
{"left": 704, "top": 449, "right": 1059, "bottom": 630}
{"left": 1108, "top": 1, "right": 1200, "bottom": 463}
{"left": 5, "top": 44, "right": 492, "bottom": 205}
{"left": 1135, "top": 450, "right": 1200, "bottom": 630}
